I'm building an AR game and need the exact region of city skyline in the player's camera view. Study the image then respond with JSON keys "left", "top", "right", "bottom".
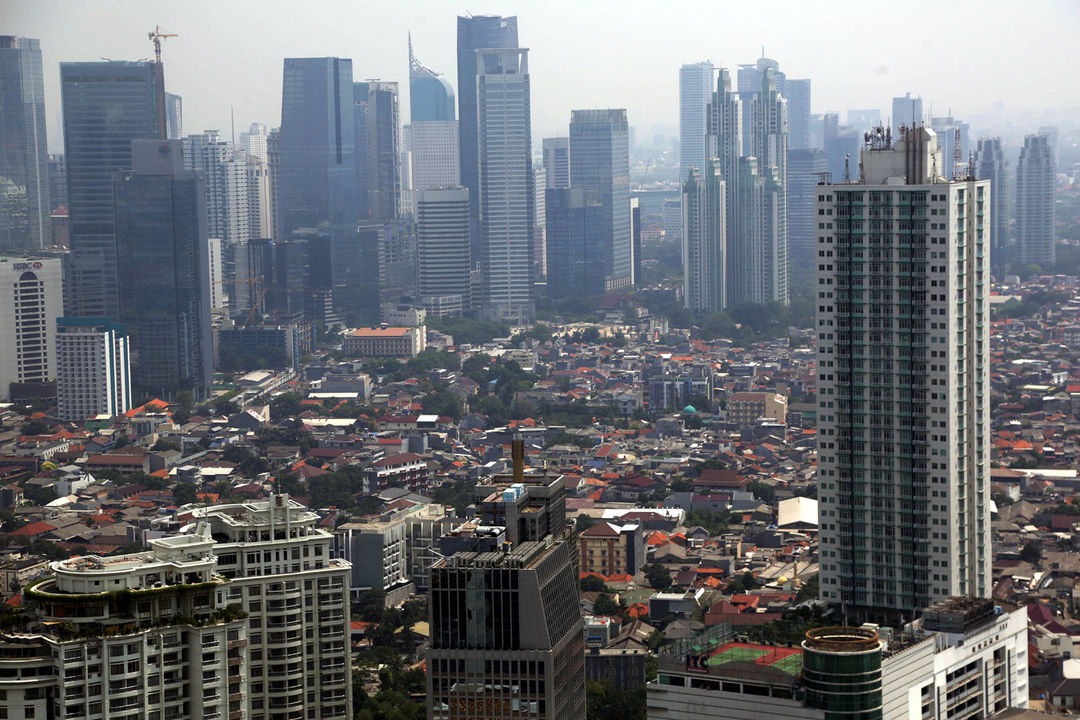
{"left": 8, "top": 0, "right": 1079, "bottom": 155}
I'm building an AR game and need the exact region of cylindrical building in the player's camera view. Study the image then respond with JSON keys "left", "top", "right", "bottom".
{"left": 801, "top": 626, "right": 883, "bottom": 720}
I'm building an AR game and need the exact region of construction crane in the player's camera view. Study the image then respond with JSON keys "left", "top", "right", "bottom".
{"left": 148, "top": 26, "right": 177, "bottom": 139}
{"left": 637, "top": 157, "right": 653, "bottom": 190}
{"left": 148, "top": 25, "right": 177, "bottom": 66}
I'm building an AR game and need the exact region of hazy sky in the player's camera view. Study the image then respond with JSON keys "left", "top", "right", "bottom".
{"left": 8, "top": 0, "right": 1080, "bottom": 154}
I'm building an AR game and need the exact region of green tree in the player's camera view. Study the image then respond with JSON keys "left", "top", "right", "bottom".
{"left": 580, "top": 575, "right": 606, "bottom": 593}
{"left": 644, "top": 563, "right": 672, "bottom": 591}
{"left": 594, "top": 593, "right": 620, "bottom": 616}
{"left": 575, "top": 513, "right": 596, "bottom": 532}
{"left": 1020, "top": 541, "right": 1042, "bottom": 565}
{"left": 173, "top": 482, "right": 198, "bottom": 506}
{"left": 586, "top": 680, "right": 646, "bottom": 720}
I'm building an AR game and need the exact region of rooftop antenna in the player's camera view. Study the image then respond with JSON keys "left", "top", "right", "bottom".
{"left": 843, "top": 153, "right": 852, "bottom": 183}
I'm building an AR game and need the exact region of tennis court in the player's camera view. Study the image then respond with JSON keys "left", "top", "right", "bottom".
{"left": 707, "top": 642, "right": 803, "bottom": 675}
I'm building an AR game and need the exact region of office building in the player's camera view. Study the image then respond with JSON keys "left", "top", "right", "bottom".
{"left": 0, "top": 254, "right": 62, "bottom": 401}
{"left": 410, "top": 36, "right": 455, "bottom": 123}
{"left": 785, "top": 78, "right": 812, "bottom": 151}
{"left": 457, "top": 14, "right": 519, "bottom": 244}
{"left": 0, "top": 36, "right": 50, "bottom": 251}
{"left": 407, "top": 37, "right": 458, "bottom": 205}
{"left": 727, "top": 391, "right": 787, "bottom": 427}
{"left": 428, "top": 443, "right": 585, "bottom": 719}
{"left": 816, "top": 127, "right": 990, "bottom": 619}
{"left": 662, "top": 197, "right": 682, "bottom": 241}
{"left": 930, "top": 115, "right": 970, "bottom": 179}
{"left": 1016, "top": 133, "right": 1055, "bottom": 269}
{"left": 648, "top": 600, "right": 1027, "bottom": 720}
{"left": 61, "top": 61, "right": 160, "bottom": 319}
{"left": 48, "top": 153, "right": 66, "bottom": 209}
{"left": 165, "top": 91, "right": 182, "bottom": 138}
{"left": 534, "top": 165, "right": 547, "bottom": 276}
{"left": 681, "top": 162, "right": 725, "bottom": 314}
{"left": 266, "top": 128, "right": 280, "bottom": 236}
{"left": 787, "top": 148, "right": 828, "bottom": 267}
{"left": 184, "top": 130, "right": 254, "bottom": 243}
{"left": 354, "top": 80, "right": 401, "bottom": 222}
{"left": 569, "top": 108, "right": 632, "bottom": 292}
{"left": 546, "top": 188, "right": 607, "bottom": 298}
{"left": 113, "top": 140, "right": 212, "bottom": 401}
{"left": 476, "top": 48, "right": 535, "bottom": 323}
{"left": 679, "top": 61, "right": 714, "bottom": 183}
{"left": 1038, "top": 125, "right": 1060, "bottom": 166}
{"left": 824, "top": 112, "right": 862, "bottom": 182}
{"left": 182, "top": 495, "right": 353, "bottom": 720}
{"left": 975, "top": 137, "right": 1009, "bottom": 270}
{"left": 631, "top": 196, "right": 641, "bottom": 286}
{"left": 278, "top": 58, "right": 357, "bottom": 294}
{"left": 55, "top": 317, "right": 131, "bottom": 421}
{"left": 891, "top": 92, "right": 923, "bottom": 135}
{"left": 417, "top": 188, "right": 471, "bottom": 317}
{"left": 543, "top": 136, "right": 570, "bottom": 189}
{"left": 216, "top": 319, "right": 313, "bottom": 369}
{"left": 207, "top": 236, "right": 225, "bottom": 311}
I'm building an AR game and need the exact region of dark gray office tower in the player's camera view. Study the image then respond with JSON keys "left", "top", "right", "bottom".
{"left": 787, "top": 148, "right": 827, "bottom": 268}
{"left": 0, "top": 37, "right": 49, "bottom": 251}
{"left": 568, "top": 108, "right": 632, "bottom": 293}
{"left": 545, "top": 188, "right": 606, "bottom": 299}
{"left": 410, "top": 36, "right": 455, "bottom": 123}
{"left": 785, "top": 78, "right": 812, "bottom": 150}
{"left": 428, "top": 444, "right": 585, "bottom": 720}
{"left": 975, "top": 137, "right": 1009, "bottom": 270}
{"left": 61, "top": 61, "right": 160, "bottom": 319}
{"left": 457, "top": 14, "right": 518, "bottom": 247}
{"left": 1016, "top": 134, "right": 1056, "bottom": 269}
{"left": 113, "top": 140, "right": 212, "bottom": 400}
{"left": 279, "top": 57, "right": 358, "bottom": 301}
{"left": 354, "top": 80, "right": 400, "bottom": 222}
{"left": 47, "top": 154, "right": 66, "bottom": 210}
{"left": 165, "top": 92, "right": 182, "bottom": 139}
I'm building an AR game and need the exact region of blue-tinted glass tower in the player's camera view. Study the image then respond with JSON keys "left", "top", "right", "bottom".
{"left": 113, "top": 140, "right": 212, "bottom": 401}
{"left": 61, "top": 61, "right": 160, "bottom": 319}
{"left": 410, "top": 36, "right": 455, "bottom": 123}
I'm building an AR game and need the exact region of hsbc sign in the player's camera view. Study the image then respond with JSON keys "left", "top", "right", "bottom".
{"left": 11, "top": 262, "right": 43, "bottom": 271}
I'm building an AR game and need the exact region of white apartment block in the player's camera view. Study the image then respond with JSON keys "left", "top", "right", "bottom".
{"left": 816, "top": 127, "right": 990, "bottom": 619}
{"left": 0, "top": 255, "right": 62, "bottom": 401}
{"left": 5, "top": 496, "right": 351, "bottom": 720}
{"left": 182, "top": 495, "right": 352, "bottom": 720}
{"left": 55, "top": 317, "right": 131, "bottom": 421}
{"left": 208, "top": 237, "right": 225, "bottom": 311}
{"left": 184, "top": 131, "right": 257, "bottom": 244}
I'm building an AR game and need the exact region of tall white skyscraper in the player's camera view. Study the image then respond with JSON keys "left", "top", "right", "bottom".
{"left": 679, "top": 61, "right": 714, "bottom": 183}
{"left": 56, "top": 317, "right": 131, "bottom": 421}
{"left": 476, "top": 48, "right": 534, "bottom": 323}
{"left": 747, "top": 67, "right": 789, "bottom": 305}
{"left": 706, "top": 68, "right": 742, "bottom": 309}
{"left": 816, "top": 128, "right": 990, "bottom": 619}
{"left": 0, "top": 254, "right": 62, "bottom": 400}
{"left": 682, "top": 162, "right": 725, "bottom": 314}
{"left": 1016, "top": 133, "right": 1056, "bottom": 269}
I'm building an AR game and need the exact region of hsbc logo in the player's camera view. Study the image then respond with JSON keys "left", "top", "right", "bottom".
{"left": 11, "top": 262, "right": 43, "bottom": 271}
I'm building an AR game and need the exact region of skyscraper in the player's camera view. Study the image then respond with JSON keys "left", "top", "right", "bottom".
{"left": 184, "top": 130, "right": 254, "bottom": 243}
{"left": 0, "top": 36, "right": 50, "bottom": 251}
{"left": 681, "top": 162, "right": 725, "bottom": 314}
{"left": 165, "top": 91, "right": 182, "bottom": 138}
{"left": 457, "top": 14, "right": 519, "bottom": 243}
{"left": 61, "top": 61, "right": 160, "bottom": 319}
{"left": 278, "top": 57, "right": 358, "bottom": 294}
{"left": 847, "top": 109, "right": 881, "bottom": 130}
{"left": 354, "top": 80, "right": 401, "bottom": 221}
{"left": 975, "top": 137, "right": 1009, "bottom": 270}
{"left": 113, "top": 139, "right": 212, "bottom": 400}
{"left": 679, "top": 61, "right": 714, "bottom": 183}
{"left": 406, "top": 41, "right": 459, "bottom": 207}
{"left": 705, "top": 68, "right": 741, "bottom": 309}
{"left": 747, "top": 67, "right": 789, "bottom": 305}
{"left": 785, "top": 78, "right": 812, "bottom": 150}
{"left": 545, "top": 187, "right": 606, "bottom": 299}
{"left": 891, "top": 92, "right": 923, "bottom": 135}
{"left": 787, "top": 148, "right": 828, "bottom": 268}
{"left": 816, "top": 127, "right": 990, "bottom": 620}
{"left": 568, "top": 108, "right": 632, "bottom": 293}
{"left": 55, "top": 317, "right": 131, "bottom": 421}
{"left": 542, "top": 137, "right": 570, "bottom": 189}
{"left": 476, "top": 48, "right": 534, "bottom": 323}
{"left": 417, "top": 188, "right": 471, "bottom": 317}
{"left": 428, "top": 442, "right": 584, "bottom": 720}
{"left": 1016, "top": 134, "right": 1056, "bottom": 269}
{"left": 0, "top": 254, "right": 62, "bottom": 401}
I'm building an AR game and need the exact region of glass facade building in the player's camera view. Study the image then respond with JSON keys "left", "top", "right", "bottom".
{"left": 568, "top": 108, "right": 632, "bottom": 293}
{"left": 278, "top": 57, "right": 358, "bottom": 296}
{"left": 545, "top": 188, "right": 607, "bottom": 299}
{"left": 0, "top": 36, "right": 50, "bottom": 252}
{"left": 113, "top": 140, "right": 212, "bottom": 401}
{"left": 61, "top": 61, "right": 160, "bottom": 319}
{"left": 354, "top": 80, "right": 400, "bottom": 222}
